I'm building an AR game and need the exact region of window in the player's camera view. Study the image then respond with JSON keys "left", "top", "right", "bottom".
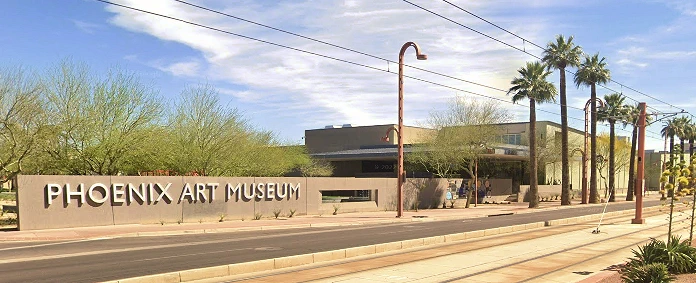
{"left": 500, "top": 134, "right": 521, "bottom": 145}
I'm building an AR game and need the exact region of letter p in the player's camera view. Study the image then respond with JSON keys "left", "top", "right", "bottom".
{"left": 46, "top": 184, "right": 62, "bottom": 206}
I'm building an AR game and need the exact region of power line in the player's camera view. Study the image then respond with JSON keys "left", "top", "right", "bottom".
{"left": 435, "top": 0, "right": 691, "bottom": 117}
{"left": 173, "top": 0, "right": 622, "bottom": 117}
{"left": 98, "top": 0, "right": 663, "bottom": 142}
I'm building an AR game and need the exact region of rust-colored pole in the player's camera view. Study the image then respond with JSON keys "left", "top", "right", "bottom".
{"left": 583, "top": 101, "right": 590, "bottom": 204}
{"left": 474, "top": 159, "right": 478, "bottom": 207}
{"left": 632, "top": 102, "right": 647, "bottom": 224}
{"left": 397, "top": 42, "right": 427, "bottom": 218}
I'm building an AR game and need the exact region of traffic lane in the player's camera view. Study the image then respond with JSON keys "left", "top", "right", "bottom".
{"left": 0, "top": 200, "right": 658, "bottom": 260}
{"left": 0, "top": 201, "right": 660, "bottom": 283}
{"left": 0, "top": 221, "right": 423, "bottom": 260}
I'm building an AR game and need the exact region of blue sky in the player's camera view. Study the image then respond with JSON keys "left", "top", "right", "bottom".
{"left": 2, "top": 0, "right": 696, "bottom": 150}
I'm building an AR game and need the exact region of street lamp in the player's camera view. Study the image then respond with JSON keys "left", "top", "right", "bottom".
{"left": 396, "top": 42, "right": 427, "bottom": 218}
{"left": 582, "top": 98, "right": 605, "bottom": 204}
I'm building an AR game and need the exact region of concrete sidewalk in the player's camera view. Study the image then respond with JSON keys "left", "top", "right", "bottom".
{"left": 192, "top": 208, "right": 673, "bottom": 283}
{"left": 0, "top": 194, "right": 661, "bottom": 242}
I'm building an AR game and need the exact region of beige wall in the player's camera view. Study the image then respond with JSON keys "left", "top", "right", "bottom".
{"left": 305, "top": 125, "right": 434, "bottom": 153}
{"left": 17, "top": 175, "right": 409, "bottom": 231}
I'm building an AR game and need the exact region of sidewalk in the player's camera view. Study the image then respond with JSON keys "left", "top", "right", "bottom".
{"left": 0, "top": 194, "right": 661, "bottom": 242}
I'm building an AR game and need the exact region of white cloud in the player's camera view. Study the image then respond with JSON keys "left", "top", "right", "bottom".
{"left": 158, "top": 61, "right": 200, "bottom": 77}
{"left": 72, "top": 20, "right": 102, "bottom": 34}
{"left": 616, "top": 58, "right": 648, "bottom": 68}
{"left": 101, "top": 0, "right": 589, "bottom": 140}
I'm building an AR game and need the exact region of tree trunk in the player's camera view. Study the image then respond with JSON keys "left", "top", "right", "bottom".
{"left": 559, "top": 69, "right": 571, "bottom": 205}
{"left": 529, "top": 98, "right": 539, "bottom": 208}
{"left": 589, "top": 83, "right": 599, "bottom": 203}
{"left": 669, "top": 135, "right": 675, "bottom": 197}
{"left": 609, "top": 121, "right": 616, "bottom": 202}
{"left": 681, "top": 138, "right": 686, "bottom": 163}
{"left": 690, "top": 138, "right": 694, "bottom": 160}
{"left": 626, "top": 125, "right": 637, "bottom": 201}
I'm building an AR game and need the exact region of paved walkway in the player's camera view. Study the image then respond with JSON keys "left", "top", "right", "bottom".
{"left": 190, "top": 204, "right": 676, "bottom": 283}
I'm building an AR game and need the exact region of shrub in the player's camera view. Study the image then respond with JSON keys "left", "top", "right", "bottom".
{"left": 273, "top": 209, "right": 282, "bottom": 219}
{"left": 622, "top": 262, "right": 672, "bottom": 283}
{"left": 332, "top": 204, "right": 340, "bottom": 215}
{"left": 288, "top": 209, "right": 296, "bottom": 218}
{"left": 623, "top": 236, "right": 696, "bottom": 276}
{"left": 253, "top": 213, "right": 263, "bottom": 220}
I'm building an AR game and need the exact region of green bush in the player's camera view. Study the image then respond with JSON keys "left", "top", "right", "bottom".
{"left": 623, "top": 236, "right": 696, "bottom": 279}
{"left": 621, "top": 262, "right": 672, "bottom": 283}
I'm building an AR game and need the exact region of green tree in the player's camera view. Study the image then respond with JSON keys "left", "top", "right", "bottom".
{"left": 42, "top": 61, "right": 163, "bottom": 175}
{"left": 0, "top": 67, "right": 46, "bottom": 183}
{"left": 574, "top": 53, "right": 611, "bottom": 203}
{"left": 598, "top": 93, "right": 626, "bottom": 202}
{"left": 408, "top": 97, "right": 511, "bottom": 208}
{"left": 542, "top": 34, "right": 583, "bottom": 205}
{"left": 508, "top": 61, "right": 557, "bottom": 208}
{"left": 167, "top": 84, "right": 252, "bottom": 176}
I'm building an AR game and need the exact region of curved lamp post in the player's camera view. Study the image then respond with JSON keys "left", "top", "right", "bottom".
{"left": 396, "top": 42, "right": 427, "bottom": 218}
{"left": 582, "top": 97, "right": 605, "bottom": 204}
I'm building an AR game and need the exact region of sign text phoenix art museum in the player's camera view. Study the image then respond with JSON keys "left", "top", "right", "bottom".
{"left": 44, "top": 182, "right": 301, "bottom": 206}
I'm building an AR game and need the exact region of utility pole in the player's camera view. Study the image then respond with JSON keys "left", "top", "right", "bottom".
{"left": 632, "top": 102, "right": 647, "bottom": 224}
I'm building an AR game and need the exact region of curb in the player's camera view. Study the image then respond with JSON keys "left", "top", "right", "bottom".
{"left": 544, "top": 205, "right": 663, "bottom": 227}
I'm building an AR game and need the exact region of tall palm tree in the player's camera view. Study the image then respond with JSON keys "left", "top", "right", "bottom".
{"left": 662, "top": 118, "right": 678, "bottom": 191}
{"left": 542, "top": 34, "right": 583, "bottom": 206}
{"left": 674, "top": 116, "right": 691, "bottom": 162}
{"left": 574, "top": 53, "right": 611, "bottom": 203}
{"left": 508, "top": 61, "right": 557, "bottom": 209}
{"left": 687, "top": 121, "right": 696, "bottom": 160}
{"left": 598, "top": 93, "right": 626, "bottom": 202}
{"left": 622, "top": 104, "right": 651, "bottom": 201}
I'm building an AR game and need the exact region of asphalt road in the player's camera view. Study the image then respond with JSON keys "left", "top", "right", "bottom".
{"left": 0, "top": 201, "right": 660, "bottom": 283}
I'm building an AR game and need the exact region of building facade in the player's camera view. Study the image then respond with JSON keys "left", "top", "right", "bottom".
{"left": 306, "top": 121, "right": 632, "bottom": 194}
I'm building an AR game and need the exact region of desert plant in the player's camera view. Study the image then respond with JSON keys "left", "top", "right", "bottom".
{"left": 253, "top": 213, "right": 263, "bottom": 220}
{"left": 621, "top": 262, "right": 672, "bottom": 283}
{"left": 624, "top": 236, "right": 696, "bottom": 275}
{"left": 332, "top": 204, "right": 340, "bottom": 215}
{"left": 449, "top": 199, "right": 456, "bottom": 208}
{"left": 273, "top": 209, "right": 282, "bottom": 219}
{"left": 218, "top": 214, "right": 226, "bottom": 222}
{"left": 288, "top": 209, "right": 296, "bottom": 218}
{"left": 159, "top": 220, "right": 165, "bottom": 225}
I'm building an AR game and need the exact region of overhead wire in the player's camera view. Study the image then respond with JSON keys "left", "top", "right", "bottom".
{"left": 97, "top": 0, "right": 664, "bottom": 142}
{"left": 434, "top": 0, "right": 692, "bottom": 118}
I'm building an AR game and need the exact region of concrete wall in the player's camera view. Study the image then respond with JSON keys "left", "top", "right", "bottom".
{"left": 16, "top": 175, "right": 402, "bottom": 231}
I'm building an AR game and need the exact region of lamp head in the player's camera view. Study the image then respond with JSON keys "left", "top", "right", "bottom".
{"left": 417, "top": 54, "right": 428, "bottom": 60}
{"left": 381, "top": 136, "right": 390, "bottom": 142}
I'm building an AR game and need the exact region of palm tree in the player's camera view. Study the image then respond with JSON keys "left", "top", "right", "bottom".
{"left": 574, "top": 53, "right": 611, "bottom": 203}
{"left": 598, "top": 93, "right": 626, "bottom": 202}
{"left": 622, "top": 104, "right": 651, "bottom": 201}
{"left": 686, "top": 121, "right": 696, "bottom": 160}
{"left": 508, "top": 61, "right": 557, "bottom": 208}
{"left": 542, "top": 35, "right": 583, "bottom": 206}
{"left": 674, "top": 116, "right": 691, "bottom": 162}
{"left": 662, "top": 118, "right": 678, "bottom": 192}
